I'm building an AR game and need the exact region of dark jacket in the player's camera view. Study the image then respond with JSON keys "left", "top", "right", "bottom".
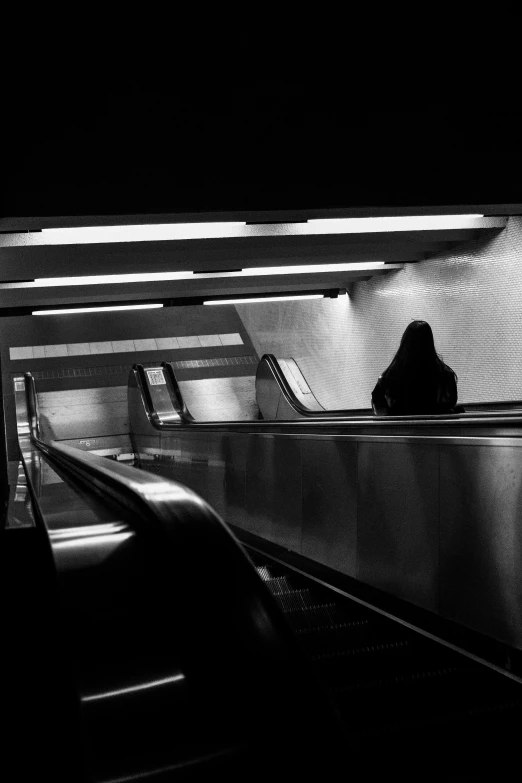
{"left": 371, "top": 364, "right": 458, "bottom": 416}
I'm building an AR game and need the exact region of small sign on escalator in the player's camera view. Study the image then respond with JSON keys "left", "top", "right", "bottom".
{"left": 147, "top": 369, "right": 166, "bottom": 386}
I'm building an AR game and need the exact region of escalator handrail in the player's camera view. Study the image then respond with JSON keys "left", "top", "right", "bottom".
{"left": 257, "top": 353, "right": 343, "bottom": 418}
{"left": 137, "top": 361, "right": 194, "bottom": 426}
{"left": 23, "top": 372, "right": 219, "bottom": 534}
{"left": 258, "top": 353, "right": 522, "bottom": 422}
{"left": 132, "top": 362, "right": 193, "bottom": 426}
{"left": 23, "top": 371, "right": 343, "bottom": 753}
{"left": 130, "top": 363, "right": 522, "bottom": 431}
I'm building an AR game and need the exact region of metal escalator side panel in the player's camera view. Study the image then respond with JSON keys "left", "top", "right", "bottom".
{"left": 144, "top": 365, "right": 184, "bottom": 424}
{"left": 255, "top": 354, "right": 282, "bottom": 420}
{"left": 13, "top": 372, "right": 43, "bottom": 498}
{"left": 129, "top": 363, "right": 193, "bottom": 425}
{"left": 256, "top": 354, "right": 322, "bottom": 420}
{"left": 160, "top": 362, "right": 194, "bottom": 423}
{"left": 128, "top": 362, "right": 196, "bottom": 465}
{"left": 279, "top": 358, "right": 326, "bottom": 412}
{"left": 13, "top": 373, "right": 37, "bottom": 446}
{"left": 4, "top": 458, "right": 36, "bottom": 529}
{"left": 128, "top": 366, "right": 161, "bottom": 466}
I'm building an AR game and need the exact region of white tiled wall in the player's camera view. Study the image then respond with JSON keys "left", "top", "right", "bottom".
{"left": 67, "top": 342, "right": 92, "bottom": 356}
{"left": 9, "top": 333, "right": 243, "bottom": 361}
{"left": 236, "top": 216, "right": 522, "bottom": 409}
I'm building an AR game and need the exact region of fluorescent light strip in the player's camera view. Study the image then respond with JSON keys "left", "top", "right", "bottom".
{"left": 204, "top": 295, "right": 325, "bottom": 305}
{"left": 40, "top": 222, "right": 247, "bottom": 244}
{"left": 27, "top": 262, "right": 388, "bottom": 289}
{"left": 0, "top": 214, "right": 486, "bottom": 247}
{"left": 32, "top": 304, "right": 163, "bottom": 315}
{"left": 242, "top": 262, "right": 387, "bottom": 275}
{"left": 307, "top": 214, "right": 484, "bottom": 233}
{"left": 34, "top": 271, "right": 191, "bottom": 286}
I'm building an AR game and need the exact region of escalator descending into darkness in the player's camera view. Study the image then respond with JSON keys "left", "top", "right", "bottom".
{"left": 8, "top": 368, "right": 522, "bottom": 780}
{"left": 246, "top": 546, "right": 522, "bottom": 779}
{"left": 128, "top": 359, "right": 522, "bottom": 779}
{"left": 7, "top": 371, "right": 347, "bottom": 782}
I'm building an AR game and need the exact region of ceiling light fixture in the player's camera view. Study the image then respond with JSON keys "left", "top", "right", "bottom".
{"left": 0, "top": 214, "right": 489, "bottom": 247}
{"left": 24, "top": 262, "right": 390, "bottom": 289}
{"left": 37, "top": 222, "right": 248, "bottom": 244}
{"left": 32, "top": 304, "right": 164, "bottom": 315}
{"left": 307, "top": 214, "right": 485, "bottom": 233}
{"left": 203, "top": 295, "right": 326, "bottom": 305}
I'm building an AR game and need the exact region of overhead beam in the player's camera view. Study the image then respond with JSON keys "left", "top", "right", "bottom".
{"left": 0, "top": 216, "right": 507, "bottom": 247}
{"left": 0, "top": 265, "right": 403, "bottom": 310}
{"left": 0, "top": 207, "right": 519, "bottom": 233}
{"left": 0, "top": 221, "right": 506, "bottom": 281}
{"left": 0, "top": 245, "right": 439, "bottom": 280}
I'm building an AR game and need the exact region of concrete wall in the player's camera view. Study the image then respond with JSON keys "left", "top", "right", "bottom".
{"left": 179, "top": 377, "right": 258, "bottom": 421}
{"left": 1, "top": 305, "right": 259, "bottom": 463}
{"left": 236, "top": 216, "right": 522, "bottom": 409}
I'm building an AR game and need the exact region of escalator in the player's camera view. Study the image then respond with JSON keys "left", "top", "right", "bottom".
{"left": 7, "top": 367, "right": 522, "bottom": 780}
{"left": 249, "top": 547, "right": 522, "bottom": 778}
{"left": 256, "top": 354, "right": 327, "bottom": 419}
{"left": 5, "top": 373, "right": 346, "bottom": 781}
{"left": 126, "top": 360, "right": 522, "bottom": 777}
{"left": 145, "top": 353, "right": 522, "bottom": 425}
{"left": 256, "top": 353, "right": 522, "bottom": 420}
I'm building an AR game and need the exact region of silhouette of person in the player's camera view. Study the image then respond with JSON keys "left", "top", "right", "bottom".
{"left": 371, "top": 320, "right": 460, "bottom": 416}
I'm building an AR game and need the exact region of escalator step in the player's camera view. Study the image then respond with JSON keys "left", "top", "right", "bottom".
{"left": 263, "top": 576, "right": 293, "bottom": 595}
{"left": 296, "top": 621, "right": 409, "bottom": 657}
{"left": 313, "top": 638, "right": 411, "bottom": 663}
{"left": 313, "top": 640, "right": 434, "bottom": 690}
{"left": 332, "top": 663, "right": 463, "bottom": 696}
{"left": 325, "top": 655, "right": 521, "bottom": 718}
{"left": 333, "top": 665, "right": 522, "bottom": 732}
{"left": 251, "top": 556, "right": 522, "bottom": 770}
{"left": 276, "top": 603, "right": 344, "bottom": 632}
{"left": 297, "top": 618, "right": 371, "bottom": 635}
{"left": 255, "top": 566, "right": 272, "bottom": 582}
{"left": 272, "top": 589, "right": 314, "bottom": 612}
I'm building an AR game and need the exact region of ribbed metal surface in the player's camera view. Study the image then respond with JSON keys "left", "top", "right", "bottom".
{"left": 254, "top": 557, "right": 522, "bottom": 776}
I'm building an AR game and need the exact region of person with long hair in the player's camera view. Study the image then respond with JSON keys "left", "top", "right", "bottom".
{"left": 371, "top": 320, "right": 459, "bottom": 415}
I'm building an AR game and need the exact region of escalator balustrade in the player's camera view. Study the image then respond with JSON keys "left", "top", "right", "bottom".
{"left": 8, "top": 371, "right": 346, "bottom": 782}
{"left": 8, "top": 368, "right": 522, "bottom": 780}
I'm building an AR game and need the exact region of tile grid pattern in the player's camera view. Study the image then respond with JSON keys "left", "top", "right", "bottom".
{"left": 22, "top": 355, "right": 257, "bottom": 381}
{"left": 9, "top": 332, "right": 243, "bottom": 360}
{"left": 172, "top": 356, "right": 256, "bottom": 370}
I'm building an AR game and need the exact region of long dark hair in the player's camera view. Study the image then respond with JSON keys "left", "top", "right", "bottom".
{"left": 382, "top": 320, "right": 447, "bottom": 387}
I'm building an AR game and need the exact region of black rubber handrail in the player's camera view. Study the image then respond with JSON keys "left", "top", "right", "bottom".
{"left": 23, "top": 372, "right": 344, "bottom": 772}
{"left": 25, "top": 371, "right": 203, "bottom": 521}
{"left": 132, "top": 363, "right": 522, "bottom": 431}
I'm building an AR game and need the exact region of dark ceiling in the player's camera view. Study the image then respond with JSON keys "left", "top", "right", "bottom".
{"left": 3, "top": 54, "right": 520, "bottom": 219}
